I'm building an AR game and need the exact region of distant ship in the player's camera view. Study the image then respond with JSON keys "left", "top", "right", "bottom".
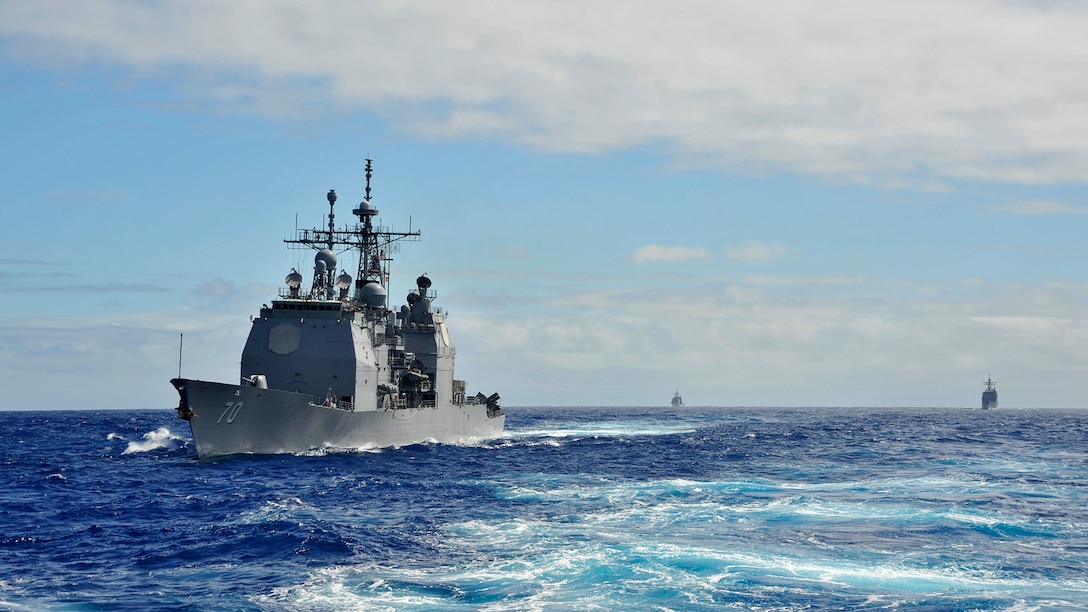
{"left": 171, "top": 160, "right": 505, "bottom": 458}
{"left": 671, "top": 390, "right": 684, "bottom": 408}
{"left": 981, "top": 375, "right": 998, "bottom": 410}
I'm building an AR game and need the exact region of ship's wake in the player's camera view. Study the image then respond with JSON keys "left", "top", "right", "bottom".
{"left": 510, "top": 420, "right": 697, "bottom": 441}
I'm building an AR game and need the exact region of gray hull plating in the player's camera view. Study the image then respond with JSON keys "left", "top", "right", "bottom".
{"left": 175, "top": 379, "right": 504, "bottom": 458}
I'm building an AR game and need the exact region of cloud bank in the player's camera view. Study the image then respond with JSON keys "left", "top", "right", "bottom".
{"left": 3, "top": 1, "right": 1088, "bottom": 187}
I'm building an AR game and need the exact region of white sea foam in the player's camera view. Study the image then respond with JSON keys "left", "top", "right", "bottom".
{"left": 511, "top": 420, "right": 697, "bottom": 439}
{"left": 451, "top": 515, "right": 1081, "bottom": 594}
{"left": 298, "top": 443, "right": 384, "bottom": 456}
{"left": 231, "top": 497, "right": 315, "bottom": 526}
{"left": 0, "top": 594, "right": 38, "bottom": 612}
{"left": 121, "top": 427, "right": 185, "bottom": 454}
{"left": 255, "top": 513, "right": 1088, "bottom": 612}
{"left": 241, "top": 457, "right": 1088, "bottom": 610}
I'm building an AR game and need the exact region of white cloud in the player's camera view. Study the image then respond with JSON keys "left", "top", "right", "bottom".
{"left": 4, "top": 271, "right": 1087, "bottom": 409}
{"left": 969, "top": 315, "right": 1076, "bottom": 334}
{"left": 993, "top": 200, "right": 1087, "bottom": 215}
{"left": 3, "top": 1, "right": 1088, "bottom": 185}
{"left": 630, "top": 245, "right": 712, "bottom": 263}
{"left": 0, "top": 307, "right": 249, "bottom": 410}
{"left": 726, "top": 240, "right": 790, "bottom": 262}
{"left": 452, "top": 278, "right": 1088, "bottom": 407}
{"left": 741, "top": 275, "right": 867, "bottom": 287}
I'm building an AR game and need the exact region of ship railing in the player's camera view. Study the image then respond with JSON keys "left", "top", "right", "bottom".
{"left": 308, "top": 396, "right": 355, "bottom": 412}
{"left": 455, "top": 393, "right": 483, "bottom": 406}
{"left": 386, "top": 397, "right": 437, "bottom": 410}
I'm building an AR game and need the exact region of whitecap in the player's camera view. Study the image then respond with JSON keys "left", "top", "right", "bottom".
{"left": 121, "top": 427, "right": 184, "bottom": 454}
{"left": 297, "top": 443, "right": 383, "bottom": 457}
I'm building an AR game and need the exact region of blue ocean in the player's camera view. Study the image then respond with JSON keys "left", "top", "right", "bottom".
{"left": 2, "top": 406, "right": 1087, "bottom": 610}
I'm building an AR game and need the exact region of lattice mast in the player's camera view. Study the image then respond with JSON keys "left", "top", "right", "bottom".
{"left": 283, "top": 159, "right": 420, "bottom": 307}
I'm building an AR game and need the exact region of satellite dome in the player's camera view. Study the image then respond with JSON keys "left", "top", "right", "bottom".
{"left": 316, "top": 249, "right": 337, "bottom": 270}
{"left": 361, "top": 281, "right": 387, "bottom": 308}
{"left": 353, "top": 199, "right": 379, "bottom": 216}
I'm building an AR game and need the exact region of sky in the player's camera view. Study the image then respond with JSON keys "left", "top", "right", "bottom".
{"left": 1, "top": 1, "right": 1087, "bottom": 410}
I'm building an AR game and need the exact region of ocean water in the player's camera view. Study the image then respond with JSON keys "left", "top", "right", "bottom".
{"left": 2, "top": 407, "right": 1087, "bottom": 611}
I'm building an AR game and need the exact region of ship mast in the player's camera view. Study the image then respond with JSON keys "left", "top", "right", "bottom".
{"left": 352, "top": 159, "right": 382, "bottom": 290}
{"left": 283, "top": 159, "right": 420, "bottom": 308}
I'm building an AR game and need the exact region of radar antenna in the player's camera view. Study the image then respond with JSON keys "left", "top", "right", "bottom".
{"left": 282, "top": 159, "right": 420, "bottom": 308}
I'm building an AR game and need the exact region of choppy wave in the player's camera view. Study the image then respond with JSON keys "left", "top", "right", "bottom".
{"left": 120, "top": 426, "right": 186, "bottom": 454}
{"left": 1, "top": 407, "right": 1087, "bottom": 610}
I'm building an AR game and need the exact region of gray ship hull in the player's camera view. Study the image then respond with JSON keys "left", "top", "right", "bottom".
{"left": 174, "top": 378, "right": 505, "bottom": 459}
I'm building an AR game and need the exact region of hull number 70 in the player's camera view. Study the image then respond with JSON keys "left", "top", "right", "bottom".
{"left": 218, "top": 401, "right": 243, "bottom": 424}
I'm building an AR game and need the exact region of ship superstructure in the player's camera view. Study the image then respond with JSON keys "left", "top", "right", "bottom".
{"left": 981, "top": 375, "right": 998, "bottom": 410}
{"left": 171, "top": 160, "right": 504, "bottom": 458}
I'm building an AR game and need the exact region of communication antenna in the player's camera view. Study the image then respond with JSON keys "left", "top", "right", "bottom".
{"left": 178, "top": 333, "right": 184, "bottom": 378}
{"left": 365, "top": 157, "right": 373, "bottom": 202}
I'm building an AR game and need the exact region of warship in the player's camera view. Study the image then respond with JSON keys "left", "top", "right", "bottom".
{"left": 981, "top": 375, "right": 998, "bottom": 410}
{"left": 671, "top": 390, "right": 684, "bottom": 408}
{"left": 171, "top": 160, "right": 504, "bottom": 458}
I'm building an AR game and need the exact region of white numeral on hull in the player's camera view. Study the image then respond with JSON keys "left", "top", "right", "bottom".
{"left": 218, "top": 401, "right": 243, "bottom": 424}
